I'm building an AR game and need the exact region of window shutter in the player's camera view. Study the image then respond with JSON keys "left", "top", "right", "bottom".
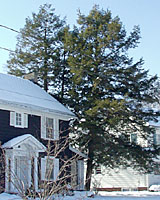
{"left": 54, "top": 158, "right": 59, "bottom": 181}
{"left": 10, "top": 111, "right": 15, "bottom": 126}
{"left": 78, "top": 160, "right": 84, "bottom": 190}
{"left": 41, "top": 158, "right": 46, "bottom": 180}
{"left": 23, "top": 114, "right": 28, "bottom": 128}
{"left": 54, "top": 119, "right": 59, "bottom": 140}
{"left": 71, "top": 160, "right": 77, "bottom": 188}
{"left": 41, "top": 116, "right": 46, "bottom": 139}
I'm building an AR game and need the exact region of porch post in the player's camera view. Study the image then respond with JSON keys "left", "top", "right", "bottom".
{"left": 10, "top": 153, "right": 15, "bottom": 192}
{"left": 34, "top": 155, "right": 38, "bottom": 191}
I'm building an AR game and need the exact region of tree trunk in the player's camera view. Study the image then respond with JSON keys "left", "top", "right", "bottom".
{"left": 61, "top": 52, "right": 66, "bottom": 102}
{"left": 85, "top": 158, "right": 93, "bottom": 191}
{"left": 43, "top": 27, "right": 48, "bottom": 92}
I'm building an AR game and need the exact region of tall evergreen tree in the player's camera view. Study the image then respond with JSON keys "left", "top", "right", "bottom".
{"left": 66, "top": 6, "right": 160, "bottom": 190}
{"left": 7, "top": 4, "right": 70, "bottom": 100}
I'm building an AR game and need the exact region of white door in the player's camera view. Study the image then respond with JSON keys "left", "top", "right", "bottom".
{"left": 15, "top": 156, "right": 30, "bottom": 191}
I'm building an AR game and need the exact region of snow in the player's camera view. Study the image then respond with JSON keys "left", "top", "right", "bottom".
{"left": 0, "top": 73, "right": 75, "bottom": 117}
{"left": 0, "top": 191, "right": 160, "bottom": 200}
{"left": 149, "top": 185, "right": 160, "bottom": 192}
{"left": 0, "top": 193, "right": 21, "bottom": 200}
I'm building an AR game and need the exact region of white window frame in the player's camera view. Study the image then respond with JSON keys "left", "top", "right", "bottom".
{"left": 41, "top": 116, "right": 59, "bottom": 140}
{"left": 41, "top": 156, "right": 59, "bottom": 181}
{"left": 10, "top": 111, "right": 28, "bottom": 128}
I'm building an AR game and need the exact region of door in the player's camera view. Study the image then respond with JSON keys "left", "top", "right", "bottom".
{"left": 15, "top": 156, "right": 30, "bottom": 191}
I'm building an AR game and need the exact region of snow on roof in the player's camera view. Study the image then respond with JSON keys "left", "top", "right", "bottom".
{"left": 2, "top": 134, "right": 46, "bottom": 150}
{"left": 0, "top": 73, "right": 75, "bottom": 117}
{"left": 69, "top": 145, "right": 87, "bottom": 158}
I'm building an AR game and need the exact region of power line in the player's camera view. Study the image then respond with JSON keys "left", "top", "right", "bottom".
{"left": 0, "top": 24, "right": 20, "bottom": 34}
{"left": 0, "top": 46, "right": 15, "bottom": 53}
{"left": 0, "top": 24, "right": 19, "bottom": 53}
{"left": 0, "top": 24, "right": 39, "bottom": 53}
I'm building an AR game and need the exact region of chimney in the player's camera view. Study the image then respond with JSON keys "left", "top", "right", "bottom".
{"left": 23, "top": 72, "right": 38, "bottom": 83}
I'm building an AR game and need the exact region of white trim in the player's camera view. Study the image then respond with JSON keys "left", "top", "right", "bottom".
{"left": 0, "top": 100, "right": 75, "bottom": 120}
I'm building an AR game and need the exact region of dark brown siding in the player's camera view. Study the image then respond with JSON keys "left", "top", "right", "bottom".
{"left": 0, "top": 109, "right": 41, "bottom": 144}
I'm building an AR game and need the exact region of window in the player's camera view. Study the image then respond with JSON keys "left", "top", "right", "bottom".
{"left": 46, "top": 158, "right": 54, "bottom": 180}
{"left": 154, "top": 129, "right": 160, "bottom": 145}
{"left": 41, "top": 116, "right": 59, "bottom": 140}
{"left": 95, "top": 166, "right": 101, "bottom": 174}
{"left": 46, "top": 117, "right": 54, "bottom": 139}
{"left": 10, "top": 111, "right": 28, "bottom": 128}
{"left": 154, "top": 163, "right": 160, "bottom": 175}
{"left": 41, "top": 157, "right": 59, "bottom": 181}
{"left": 130, "top": 133, "right": 137, "bottom": 144}
{"left": 16, "top": 113, "right": 22, "bottom": 126}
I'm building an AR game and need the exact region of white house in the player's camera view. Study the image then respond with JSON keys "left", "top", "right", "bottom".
{"left": 90, "top": 121, "right": 160, "bottom": 191}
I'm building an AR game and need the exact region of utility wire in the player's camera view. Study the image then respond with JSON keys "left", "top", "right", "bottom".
{"left": 0, "top": 24, "right": 19, "bottom": 52}
{"left": 0, "top": 24, "right": 20, "bottom": 34}
{"left": 0, "top": 46, "right": 15, "bottom": 53}
{"left": 0, "top": 24, "right": 39, "bottom": 52}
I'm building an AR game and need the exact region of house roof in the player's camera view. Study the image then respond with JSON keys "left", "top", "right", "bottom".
{"left": 0, "top": 73, "right": 75, "bottom": 117}
{"left": 2, "top": 134, "right": 46, "bottom": 151}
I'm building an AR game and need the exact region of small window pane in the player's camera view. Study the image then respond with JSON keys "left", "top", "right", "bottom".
{"left": 46, "top": 118, "right": 54, "bottom": 138}
{"left": 46, "top": 158, "right": 54, "bottom": 180}
{"left": 16, "top": 113, "right": 22, "bottom": 126}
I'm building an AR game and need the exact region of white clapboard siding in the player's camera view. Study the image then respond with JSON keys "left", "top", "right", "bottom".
{"left": 148, "top": 173, "right": 160, "bottom": 187}
{"left": 91, "top": 167, "right": 147, "bottom": 189}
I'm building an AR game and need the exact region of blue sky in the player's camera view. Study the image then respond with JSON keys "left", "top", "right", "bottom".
{"left": 0, "top": 0, "right": 160, "bottom": 77}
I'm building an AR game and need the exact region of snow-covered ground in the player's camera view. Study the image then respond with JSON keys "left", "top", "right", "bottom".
{"left": 1, "top": 191, "right": 160, "bottom": 200}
